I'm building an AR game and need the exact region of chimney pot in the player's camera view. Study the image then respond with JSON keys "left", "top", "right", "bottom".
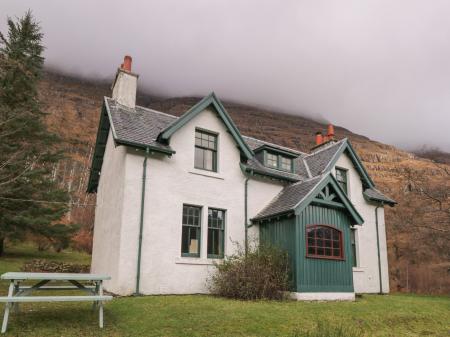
{"left": 122, "top": 55, "right": 132, "bottom": 72}
{"left": 315, "top": 132, "right": 323, "bottom": 145}
{"left": 327, "top": 124, "right": 335, "bottom": 140}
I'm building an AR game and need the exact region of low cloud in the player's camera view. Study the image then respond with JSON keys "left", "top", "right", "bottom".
{"left": 2, "top": 0, "right": 450, "bottom": 150}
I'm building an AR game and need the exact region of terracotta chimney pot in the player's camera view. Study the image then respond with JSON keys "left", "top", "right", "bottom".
{"left": 122, "top": 55, "right": 132, "bottom": 72}
{"left": 315, "top": 132, "right": 323, "bottom": 145}
{"left": 327, "top": 124, "right": 335, "bottom": 140}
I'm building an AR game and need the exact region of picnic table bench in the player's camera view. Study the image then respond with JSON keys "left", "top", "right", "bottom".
{"left": 0, "top": 272, "right": 112, "bottom": 334}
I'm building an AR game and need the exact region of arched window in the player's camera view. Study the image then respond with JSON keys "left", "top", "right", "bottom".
{"left": 306, "top": 225, "right": 343, "bottom": 259}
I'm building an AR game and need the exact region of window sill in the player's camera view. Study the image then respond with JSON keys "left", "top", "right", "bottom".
{"left": 352, "top": 267, "right": 364, "bottom": 272}
{"left": 188, "top": 170, "right": 224, "bottom": 180}
{"left": 175, "top": 257, "right": 222, "bottom": 266}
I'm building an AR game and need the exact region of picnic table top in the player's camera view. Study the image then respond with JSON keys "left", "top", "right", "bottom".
{"left": 1, "top": 272, "right": 111, "bottom": 281}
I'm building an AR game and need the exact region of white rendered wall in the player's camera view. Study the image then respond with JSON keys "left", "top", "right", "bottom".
{"left": 333, "top": 154, "right": 390, "bottom": 294}
{"left": 91, "top": 131, "right": 127, "bottom": 293}
{"left": 112, "top": 108, "right": 284, "bottom": 295}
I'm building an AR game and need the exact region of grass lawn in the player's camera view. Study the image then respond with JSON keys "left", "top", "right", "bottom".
{"left": 0, "top": 244, "right": 449, "bottom": 337}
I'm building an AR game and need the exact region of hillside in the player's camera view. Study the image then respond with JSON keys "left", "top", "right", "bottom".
{"left": 39, "top": 71, "right": 449, "bottom": 294}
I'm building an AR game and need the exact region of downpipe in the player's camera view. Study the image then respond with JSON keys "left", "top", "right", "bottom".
{"left": 134, "top": 147, "right": 149, "bottom": 296}
{"left": 244, "top": 177, "right": 249, "bottom": 256}
{"left": 375, "top": 202, "right": 384, "bottom": 295}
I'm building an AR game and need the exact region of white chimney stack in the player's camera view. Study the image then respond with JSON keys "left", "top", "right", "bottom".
{"left": 111, "top": 55, "right": 138, "bottom": 109}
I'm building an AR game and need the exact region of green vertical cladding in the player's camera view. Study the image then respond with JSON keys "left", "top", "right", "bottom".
{"left": 260, "top": 216, "right": 297, "bottom": 290}
{"left": 296, "top": 205, "right": 354, "bottom": 293}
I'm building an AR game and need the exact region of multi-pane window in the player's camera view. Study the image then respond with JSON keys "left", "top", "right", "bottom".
{"left": 280, "top": 156, "right": 292, "bottom": 171}
{"left": 265, "top": 152, "right": 293, "bottom": 172}
{"left": 181, "top": 205, "right": 201, "bottom": 257}
{"left": 306, "top": 225, "right": 343, "bottom": 259}
{"left": 350, "top": 229, "right": 357, "bottom": 267}
{"left": 195, "top": 130, "right": 217, "bottom": 172}
{"left": 207, "top": 208, "right": 225, "bottom": 258}
{"left": 266, "top": 153, "right": 278, "bottom": 169}
{"left": 335, "top": 168, "right": 348, "bottom": 195}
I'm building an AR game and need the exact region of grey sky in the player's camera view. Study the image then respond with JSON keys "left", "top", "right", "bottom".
{"left": 2, "top": 0, "right": 450, "bottom": 151}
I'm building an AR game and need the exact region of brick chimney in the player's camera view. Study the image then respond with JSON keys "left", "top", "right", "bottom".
{"left": 112, "top": 55, "right": 138, "bottom": 109}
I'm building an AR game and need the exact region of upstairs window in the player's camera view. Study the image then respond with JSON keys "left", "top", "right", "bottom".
{"left": 306, "top": 225, "right": 343, "bottom": 260}
{"left": 207, "top": 208, "right": 225, "bottom": 258}
{"left": 335, "top": 167, "right": 348, "bottom": 195}
{"left": 264, "top": 152, "right": 293, "bottom": 172}
{"left": 195, "top": 129, "right": 217, "bottom": 172}
{"left": 181, "top": 205, "right": 201, "bottom": 257}
{"left": 266, "top": 153, "right": 278, "bottom": 169}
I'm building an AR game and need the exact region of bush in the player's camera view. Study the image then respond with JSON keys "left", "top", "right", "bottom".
{"left": 208, "top": 243, "right": 290, "bottom": 300}
{"left": 292, "top": 321, "right": 364, "bottom": 337}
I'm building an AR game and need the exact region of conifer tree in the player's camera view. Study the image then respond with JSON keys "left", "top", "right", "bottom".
{"left": 0, "top": 11, "right": 76, "bottom": 256}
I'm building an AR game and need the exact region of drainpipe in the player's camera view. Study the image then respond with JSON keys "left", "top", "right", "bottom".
{"left": 134, "top": 147, "right": 149, "bottom": 296}
{"left": 244, "top": 177, "right": 249, "bottom": 256}
{"left": 375, "top": 202, "right": 384, "bottom": 295}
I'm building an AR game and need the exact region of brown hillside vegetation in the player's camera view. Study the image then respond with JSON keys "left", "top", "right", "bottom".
{"left": 39, "top": 71, "right": 449, "bottom": 294}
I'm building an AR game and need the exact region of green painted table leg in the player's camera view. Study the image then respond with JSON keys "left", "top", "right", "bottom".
{"left": 1, "top": 281, "right": 14, "bottom": 334}
{"left": 98, "top": 281, "right": 104, "bottom": 328}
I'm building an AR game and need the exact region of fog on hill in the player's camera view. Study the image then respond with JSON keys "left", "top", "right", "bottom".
{"left": 1, "top": 0, "right": 450, "bottom": 151}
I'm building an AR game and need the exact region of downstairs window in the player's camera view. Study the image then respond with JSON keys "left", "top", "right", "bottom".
{"left": 306, "top": 225, "right": 343, "bottom": 260}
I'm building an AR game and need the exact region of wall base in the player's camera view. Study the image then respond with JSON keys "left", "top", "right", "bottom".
{"left": 290, "top": 292, "right": 355, "bottom": 301}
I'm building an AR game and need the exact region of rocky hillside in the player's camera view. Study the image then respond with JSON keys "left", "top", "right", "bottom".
{"left": 39, "top": 71, "right": 449, "bottom": 294}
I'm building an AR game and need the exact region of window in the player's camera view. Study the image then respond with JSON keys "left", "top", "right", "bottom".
{"left": 335, "top": 167, "right": 348, "bottom": 195}
{"left": 181, "top": 205, "right": 201, "bottom": 257}
{"left": 306, "top": 225, "right": 343, "bottom": 259}
{"left": 207, "top": 208, "right": 225, "bottom": 258}
{"left": 280, "top": 156, "right": 292, "bottom": 171}
{"left": 264, "top": 152, "right": 293, "bottom": 172}
{"left": 195, "top": 130, "right": 217, "bottom": 172}
{"left": 350, "top": 228, "right": 357, "bottom": 267}
{"left": 266, "top": 153, "right": 278, "bottom": 169}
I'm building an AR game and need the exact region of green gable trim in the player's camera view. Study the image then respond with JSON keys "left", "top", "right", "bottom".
{"left": 87, "top": 103, "right": 110, "bottom": 193}
{"left": 158, "top": 92, "right": 254, "bottom": 160}
{"left": 323, "top": 139, "right": 375, "bottom": 188}
{"left": 293, "top": 174, "right": 364, "bottom": 225}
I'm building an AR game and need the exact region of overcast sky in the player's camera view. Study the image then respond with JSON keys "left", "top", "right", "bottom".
{"left": 2, "top": 0, "right": 450, "bottom": 151}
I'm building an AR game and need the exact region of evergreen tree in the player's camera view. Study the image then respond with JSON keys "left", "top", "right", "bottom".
{"left": 0, "top": 11, "right": 76, "bottom": 256}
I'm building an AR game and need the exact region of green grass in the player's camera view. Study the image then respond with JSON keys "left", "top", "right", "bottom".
{"left": 0, "top": 244, "right": 449, "bottom": 337}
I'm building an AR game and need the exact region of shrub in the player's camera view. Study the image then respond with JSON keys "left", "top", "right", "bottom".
{"left": 292, "top": 321, "right": 364, "bottom": 337}
{"left": 208, "top": 242, "right": 290, "bottom": 300}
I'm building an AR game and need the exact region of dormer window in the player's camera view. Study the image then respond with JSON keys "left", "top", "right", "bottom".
{"left": 264, "top": 151, "right": 293, "bottom": 173}
{"left": 195, "top": 129, "right": 217, "bottom": 172}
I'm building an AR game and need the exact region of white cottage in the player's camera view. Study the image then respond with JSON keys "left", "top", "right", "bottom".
{"left": 88, "top": 56, "right": 395, "bottom": 300}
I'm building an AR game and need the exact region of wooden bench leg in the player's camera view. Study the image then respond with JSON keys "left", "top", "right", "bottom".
{"left": 1, "top": 281, "right": 14, "bottom": 334}
{"left": 98, "top": 281, "right": 104, "bottom": 328}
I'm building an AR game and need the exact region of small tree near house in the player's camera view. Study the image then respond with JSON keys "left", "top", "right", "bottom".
{"left": 0, "top": 11, "right": 76, "bottom": 255}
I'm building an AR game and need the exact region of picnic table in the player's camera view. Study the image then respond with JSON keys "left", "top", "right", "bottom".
{"left": 0, "top": 272, "right": 112, "bottom": 333}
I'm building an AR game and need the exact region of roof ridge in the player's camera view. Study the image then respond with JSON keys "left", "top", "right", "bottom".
{"left": 242, "top": 135, "right": 306, "bottom": 155}
{"left": 304, "top": 138, "right": 347, "bottom": 158}
{"left": 106, "top": 96, "right": 179, "bottom": 119}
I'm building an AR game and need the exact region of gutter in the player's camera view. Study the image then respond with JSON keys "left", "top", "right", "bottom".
{"left": 375, "top": 203, "right": 384, "bottom": 294}
{"left": 244, "top": 178, "right": 249, "bottom": 256}
{"left": 134, "top": 147, "right": 149, "bottom": 296}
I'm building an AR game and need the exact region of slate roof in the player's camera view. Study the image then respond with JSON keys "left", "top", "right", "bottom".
{"left": 304, "top": 140, "right": 346, "bottom": 176}
{"left": 364, "top": 187, "right": 397, "bottom": 205}
{"left": 106, "top": 98, "right": 175, "bottom": 153}
{"left": 89, "top": 96, "right": 395, "bottom": 213}
{"left": 253, "top": 176, "right": 323, "bottom": 219}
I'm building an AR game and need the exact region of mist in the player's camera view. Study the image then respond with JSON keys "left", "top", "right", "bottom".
{"left": 1, "top": 0, "right": 450, "bottom": 151}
